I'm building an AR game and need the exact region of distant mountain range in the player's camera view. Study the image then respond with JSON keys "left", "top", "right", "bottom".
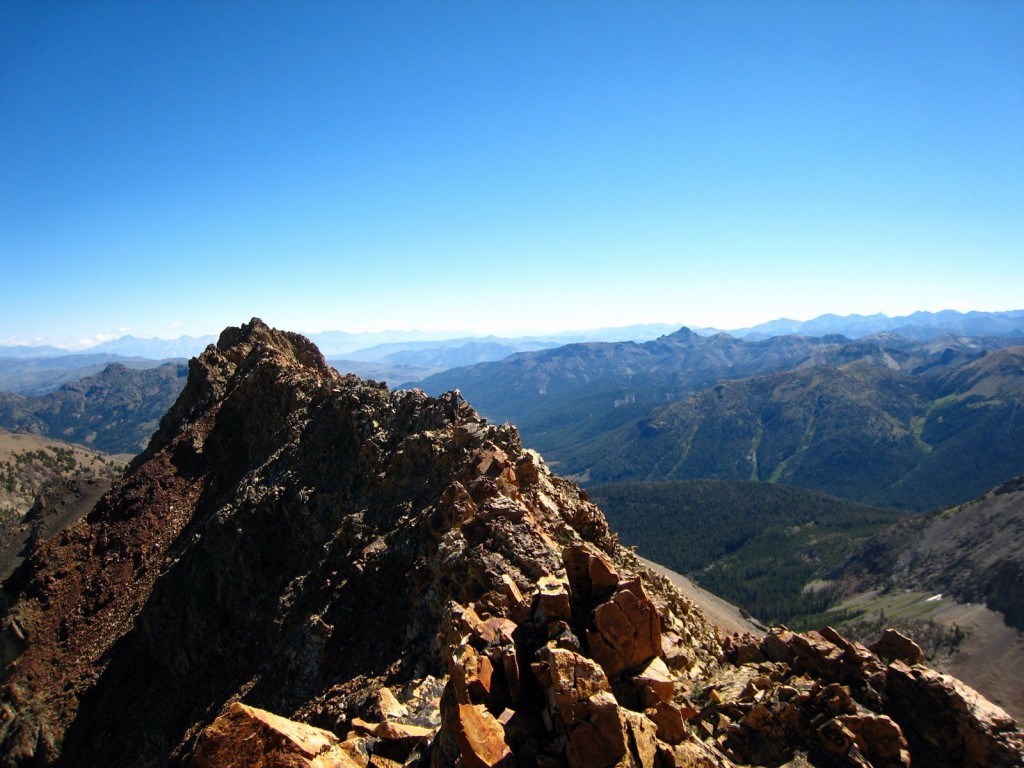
{"left": 730, "top": 309, "right": 1024, "bottom": 341}
{"left": 3, "top": 310, "right": 1024, "bottom": 509}
{"left": 418, "top": 330, "right": 1024, "bottom": 511}
{"left": 5, "top": 309, "right": 1022, "bottom": 365}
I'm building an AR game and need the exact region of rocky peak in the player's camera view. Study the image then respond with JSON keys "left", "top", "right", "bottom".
{"left": 1, "top": 321, "right": 1021, "bottom": 768}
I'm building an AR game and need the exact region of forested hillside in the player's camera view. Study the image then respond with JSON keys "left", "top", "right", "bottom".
{"left": 588, "top": 479, "right": 905, "bottom": 624}
{"left": 576, "top": 349, "right": 1024, "bottom": 510}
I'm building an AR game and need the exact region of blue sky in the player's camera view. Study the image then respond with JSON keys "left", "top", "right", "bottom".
{"left": 1, "top": 2, "right": 1022, "bottom": 348}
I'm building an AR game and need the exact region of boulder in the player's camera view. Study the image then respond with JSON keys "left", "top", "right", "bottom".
{"left": 587, "top": 580, "right": 662, "bottom": 678}
{"left": 191, "top": 702, "right": 364, "bottom": 768}
{"left": 869, "top": 628, "right": 924, "bottom": 666}
{"left": 454, "top": 703, "right": 512, "bottom": 768}
{"left": 885, "top": 660, "right": 1024, "bottom": 767}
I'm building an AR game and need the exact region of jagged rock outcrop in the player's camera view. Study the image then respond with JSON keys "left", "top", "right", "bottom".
{"left": 0, "top": 319, "right": 1021, "bottom": 768}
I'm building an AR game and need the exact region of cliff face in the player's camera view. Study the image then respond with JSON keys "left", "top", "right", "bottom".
{"left": 0, "top": 320, "right": 1021, "bottom": 768}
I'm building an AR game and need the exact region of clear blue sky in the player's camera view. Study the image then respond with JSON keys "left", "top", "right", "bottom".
{"left": 2, "top": 2, "right": 1022, "bottom": 347}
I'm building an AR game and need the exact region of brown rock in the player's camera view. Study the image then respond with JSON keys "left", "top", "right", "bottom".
{"left": 869, "top": 628, "right": 924, "bottom": 666}
{"left": 452, "top": 644, "right": 494, "bottom": 705}
{"left": 587, "top": 580, "right": 662, "bottom": 678}
{"left": 536, "top": 575, "right": 573, "bottom": 623}
{"left": 498, "top": 574, "right": 530, "bottom": 623}
{"left": 191, "top": 702, "right": 363, "bottom": 768}
{"left": 657, "top": 739, "right": 735, "bottom": 767}
{"left": 367, "top": 688, "right": 408, "bottom": 722}
{"left": 632, "top": 656, "right": 676, "bottom": 706}
{"left": 372, "top": 720, "right": 434, "bottom": 741}
{"left": 662, "top": 630, "right": 698, "bottom": 671}
{"left": 646, "top": 701, "right": 690, "bottom": 745}
{"left": 886, "top": 659, "right": 1024, "bottom": 767}
{"left": 761, "top": 628, "right": 797, "bottom": 665}
{"left": 562, "top": 544, "right": 619, "bottom": 605}
{"left": 816, "top": 718, "right": 867, "bottom": 765}
{"left": 455, "top": 703, "right": 512, "bottom": 768}
{"left": 838, "top": 713, "right": 910, "bottom": 768}
{"left": 478, "top": 616, "right": 517, "bottom": 646}
{"left": 534, "top": 646, "right": 611, "bottom": 725}
{"left": 498, "top": 644, "right": 522, "bottom": 706}
{"left": 562, "top": 690, "right": 629, "bottom": 768}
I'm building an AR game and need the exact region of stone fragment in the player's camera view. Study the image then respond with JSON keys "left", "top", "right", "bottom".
{"left": 869, "top": 628, "right": 924, "bottom": 665}
{"left": 562, "top": 544, "right": 619, "bottom": 606}
{"left": 478, "top": 616, "right": 517, "bottom": 647}
{"left": 646, "top": 701, "right": 690, "bottom": 745}
{"left": 838, "top": 713, "right": 911, "bottom": 768}
{"left": 657, "top": 739, "right": 735, "bottom": 767}
{"left": 761, "top": 628, "right": 796, "bottom": 665}
{"left": 534, "top": 647, "right": 611, "bottom": 725}
{"left": 562, "top": 690, "right": 630, "bottom": 768}
{"left": 662, "top": 630, "right": 697, "bottom": 670}
{"left": 455, "top": 703, "right": 512, "bottom": 768}
{"left": 816, "top": 718, "right": 866, "bottom": 764}
{"left": 372, "top": 720, "right": 434, "bottom": 741}
{"left": 367, "top": 687, "right": 408, "bottom": 721}
{"left": 452, "top": 645, "right": 494, "bottom": 705}
{"left": 632, "top": 655, "right": 675, "bottom": 706}
{"left": 498, "top": 574, "right": 530, "bottom": 623}
{"left": 191, "top": 701, "right": 363, "bottom": 768}
{"left": 587, "top": 580, "right": 662, "bottom": 677}
{"left": 536, "top": 575, "right": 573, "bottom": 623}
{"left": 722, "top": 633, "right": 766, "bottom": 665}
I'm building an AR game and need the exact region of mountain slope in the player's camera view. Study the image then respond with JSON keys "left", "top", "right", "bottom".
{"left": 0, "top": 362, "right": 188, "bottom": 454}
{"left": 569, "top": 349, "right": 1024, "bottom": 510}
{"left": 1, "top": 320, "right": 1020, "bottom": 768}
{"left": 0, "top": 354, "right": 175, "bottom": 397}
{"left": 415, "top": 329, "right": 854, "bottom": 458}
{"left": 839, "top": 475, "right": 1024, "bottom": 632}
{"left": 0, "top": 430, "right": 125, "bottom": 580}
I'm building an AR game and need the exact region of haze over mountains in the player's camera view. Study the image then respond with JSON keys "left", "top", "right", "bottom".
{"left": 2, "top": 309, "right": 1023, "bottom": 514}
{"left": 7, "top": 309, "right": 1022, "bottom": 361}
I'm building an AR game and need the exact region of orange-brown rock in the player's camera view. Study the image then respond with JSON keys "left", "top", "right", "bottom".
{"left": 367, "top": 688, "right": 408, "bottom": 722}
{"left": 632, "top": 655, "right": 676, "bottom": 707}
{"left": 454, "top": 703, "right": 512, "bottom": 768}
{"left": 191, "top": 702, "right": 364, "bottom": 768}
{"left": 588, "top": 580, "right": 662, "bottom": 678}
{"left": 534, "top": 646, "right": 611, "bottom": 725}
{"left": 657, "top": 739, "right": 735, "bottom": 768}
{"left": 869, "top": 628, "right": 924, "bottom": 666}
{"left": 536, "top": 575, "right": 573, "bottom": 623}
{"left": 646, "top": 700, "right": 691, "bottom": 745}
{"left": 452, "top": 644, "right": 494, "bottom": 705}
{"left": 562, "top": 543, "right": 619, "bottom": 605}
{"left": 837, "top": 713, "right": 910, "bottom": 768}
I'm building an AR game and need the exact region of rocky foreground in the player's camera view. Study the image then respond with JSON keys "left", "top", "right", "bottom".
{"left": 0, "top": 319, "right": 1021, "bottom": 767}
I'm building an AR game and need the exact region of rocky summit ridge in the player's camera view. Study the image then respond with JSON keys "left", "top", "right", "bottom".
{"left": 0, "top": 319, "right": 1021, "bottom": 768}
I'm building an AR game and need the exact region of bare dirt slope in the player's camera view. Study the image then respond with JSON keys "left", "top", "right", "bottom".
{"left": 638, "top": 556, "right": 764, "bottom": 637}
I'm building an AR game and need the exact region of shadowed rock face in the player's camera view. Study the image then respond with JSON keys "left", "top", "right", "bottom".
{"left": 0, "top": 319, "right": 1021, "bottom": 768}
